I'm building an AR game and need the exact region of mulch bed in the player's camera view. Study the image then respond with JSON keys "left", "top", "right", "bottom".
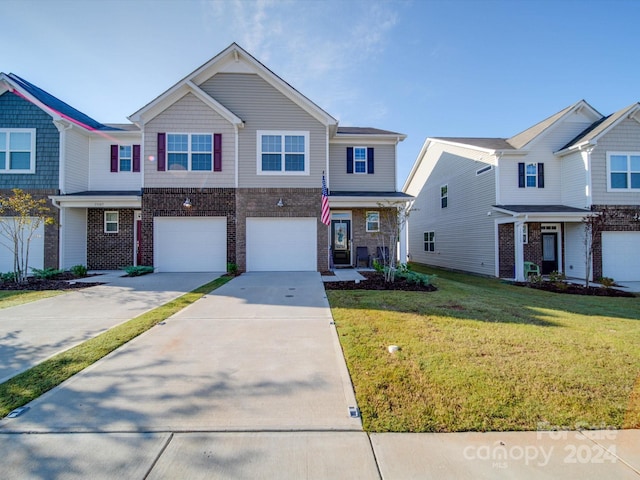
{"left": 0, "top": 272, "right": 103, "bottom": 291}
{"left": 514, "top": 281, "right": 636, "bottom": 297}
{"left": 324, "top": 271, "right": 437, "bottom": 292}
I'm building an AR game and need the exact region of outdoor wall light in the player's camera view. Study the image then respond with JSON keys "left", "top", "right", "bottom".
{"left": 276, "top": 198, "right": 284, "bottom": 207}
{"left": 183, "top": 198, "right": 192, "bottom": 208}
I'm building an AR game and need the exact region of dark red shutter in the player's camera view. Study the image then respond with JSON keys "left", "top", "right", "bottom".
{"left": 110, "top": 145, "right": 118, "bottom": 172}
{"left": 214, "top": 133, "right": 222, "bottom": 172}
{"left": 346, "top": 147, "right": 354, "bottom": 174}
{"left": 132, "top": 144, "right": 141, "bottom": 172}
{"left": 518, "top": 162, "right": 525, "bottom": 188}
{"left": 367, "top": 147, "right": 374, "bottom": 174}
{"left": 157, "top": 133, "right": 166, "bottom": 171}
{"left": 537, "top": 163, "right": 544, "bottom": 188}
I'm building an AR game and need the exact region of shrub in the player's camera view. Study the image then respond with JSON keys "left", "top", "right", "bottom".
{"left": 1, "top": 271, "right": 17, "bottom": 283}
{"left": 599, "top": 277, "right": 616, "bottom": 289}
{"left": 31, "top": 267, "right": 64, "bottom": 279}
{"left": 528, "top": 274, "right": 544, "bottom": 284}
{"left": 227, "top": 262, "right": 238, "bottom": 275}
{"left": 70, "top": 264, "right": 88, "bottom": 277}
{"left": 396, "top": 269, "right": 434, "bottom": 287}
{"left": 372, "top": 259, "right": 384, "bottom": 273}
{"left": 123, "top": 265, "right": 154, "bottom": 277}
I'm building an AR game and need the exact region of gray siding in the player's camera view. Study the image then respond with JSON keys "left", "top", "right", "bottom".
{"left": 144, "top": 93, "right": 236, "bottom": 188}
{"left": 328, "top": 143, "right": 395, "bottom": 191}
{"left": 199, "top": 73, "right": 326, "bottom": 188}
{"left": 64, "top": 128, "right": 89, "bottom": 193}
{"left": 0, "top": 92, "right": 59, "bottom": 189}
{"left": 591, "top": 118, "right": 640, "bottom": 206}
{"left": 560, "top": 150, "right": 589, "bottom": 209}
{"left": 408, "top": 142, "right": 497, "bottom": 276}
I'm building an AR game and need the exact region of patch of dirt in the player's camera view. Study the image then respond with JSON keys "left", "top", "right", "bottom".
{"left": 0, "top": 272, "right": 103, "bottom": 291}
{"left": 324, "top": 271, "right": 437, "bottom": 292}
{"left": 514, "top": 281, "right": 635, "bottom": 297}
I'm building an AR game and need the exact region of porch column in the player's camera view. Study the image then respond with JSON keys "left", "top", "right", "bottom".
{"left": 399, "top": 209, "right": 408, "bottom": 265}
{"left": 514, "top": 220, "right": 525, "bottom": 281}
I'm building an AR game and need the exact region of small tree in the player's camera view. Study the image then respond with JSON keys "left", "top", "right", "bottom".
{"left": 375, "top": 201, "right": 411, "bottom": 283}
{"left": 0, "top": 189, "right": 55, "bottom": 284}
{"left": 581, "top": 206, "right": 627, "bottom": 287}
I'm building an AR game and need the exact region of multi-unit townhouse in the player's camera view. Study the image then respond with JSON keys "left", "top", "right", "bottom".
{"left": 403, "top": 100, "right": 640, "bottom": 283}
{"left": 0, "top": 43, "right": 408, "bottom": 274}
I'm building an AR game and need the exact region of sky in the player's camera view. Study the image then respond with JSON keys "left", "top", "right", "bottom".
{"left": 2, "top": 0, "right": 640, "bottom": 188}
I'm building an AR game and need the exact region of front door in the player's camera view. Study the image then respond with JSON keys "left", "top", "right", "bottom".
{"left": 135, "top": 211, "right": 142, "bottom": 266}
{"left": 331, "top": 219, "right": 351, "bottom": 266}
{"left": 541, "top": 233, "right": 558, "bottom": 274}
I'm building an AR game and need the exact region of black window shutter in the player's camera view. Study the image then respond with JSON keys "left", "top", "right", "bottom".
{"left": 157, "top": 133, "right": 166, "bottom": 171}
{"left": 346, "top": 147, "right": 354, "bottom": 174}
{"left": 367, "top": 147, "right": 374, "bottom": 174}
{"left": 537, "top": 163, "right": 544, "bottom": 188}
{"left": 518, "top": 162, "right": 525, "bottom": 188}
{"left": 110, "top": 145, "right": 118, "bottom": 172}
{"left": 213, "top": 133, "right": 222, "bottom": 172}
{"left": 132, "top": 145, "right": 141, "bottom": 172}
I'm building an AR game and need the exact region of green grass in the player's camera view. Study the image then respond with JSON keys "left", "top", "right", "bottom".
{"left": 328, "top": 264, "right": 640, "bottom": 433}
{"left": 0, "top": 275, "right": 231, "bottom": 418}
{"left": 0, "top": 290, "right": 65, "bottom": 309}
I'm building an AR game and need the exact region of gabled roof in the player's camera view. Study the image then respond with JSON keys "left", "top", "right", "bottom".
{"left": 129, "top": 43, "right": 338, "bottom": 130}
{"left": 0, "top": 73, "right": 120, "bottom": 131}
{"left": 337, "top": 126, "right": 404, "bottom": 136}
{"left": 557, "top": 103, "right": 640, "bottom": 154}
{"left": 432, "top": 137, "right": 515, "bottom": 151}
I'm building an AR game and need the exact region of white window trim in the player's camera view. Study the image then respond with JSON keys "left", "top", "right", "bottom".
{"left": 354, "top": 146, "right": 368, "bottom": 174}
{"left": 0, "top": 128, "right": 36, "bottom": 174}
{"left": 440, "top": 184, "right": 448, "bottom": 209}
{"left": 606, "top": 151, "right": 640, "bottom": 191}
{"left": 104, "top": 211, "right": 119, "bottom": 233}
{"left": 365, "top": 211, "right": 380, "bottom": 232}
{"left": 166, "top": 133, "right": 213, "bottom": 172}
{"left": 424, "top": 231, "right": 435, "bottom": 252}
{"left": 119, "top": 145, "right": 133, "bottom": 172}
{"left": 256, "top": 130, "right": 310, "bottom": 175}
{"left": 525, "top": 163, "right": 537, "bottom": 188}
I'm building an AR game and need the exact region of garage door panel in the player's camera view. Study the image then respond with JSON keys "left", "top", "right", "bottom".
{"left": 154, "top": 217, "right": 226, "bottom": 272}
{"left": 247, "top": 218, "right": 316, "bottom": 271}
{"left": 0, "top": 217, "right": 44, "bottom": 273}
{"left": 602, "top": 232, "right": 640, "bottom": 282}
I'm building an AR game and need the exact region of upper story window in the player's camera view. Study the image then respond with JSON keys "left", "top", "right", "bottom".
{"left": 366, "top": 211, "right": 380, "bottom": 232}
{"left": 440, "top": 184, "right": 448, "bottom": 208}
{"left": 119, "top": 146, "right": 132, "bottom": 172}
{"left": 0, "top": 129, "right": 36, "bottom": 174}
{"left": 110, "top": 144, "right": 140, "bottom": 173}
{"left": 257, "top": 131, "right": 309, "bottom": 175}
{"left": 167, "top": 133, "right": 212, "bottom": 171}
{"left": 354, "top": 147, "right": 367, "bottom": 173}
{"left": 608, "top": 152, "right": 640, "bottom": 190}
{"left": 518, "top": 162, "right": 544, "bottom": 188}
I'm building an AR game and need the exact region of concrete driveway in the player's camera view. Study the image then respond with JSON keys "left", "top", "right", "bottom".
{"left": 0, "top": 271, "right": 222, "bottom": 383}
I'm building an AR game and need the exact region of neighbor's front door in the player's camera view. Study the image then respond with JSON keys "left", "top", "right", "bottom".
{"left": 541, "top": 233, "right": 558, "bottom": 274}
{"left": 331, "top": 219, "right": 351, "bottom": 266}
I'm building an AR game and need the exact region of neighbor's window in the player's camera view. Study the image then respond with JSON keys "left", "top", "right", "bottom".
{"left": 424, "top": 231, "right": 435, "bottom": 252}
{"left": 119, "top": 146, "right": 132, "bottom": 172}
{"left": 0, "top": 129, "right": 36, "bottom": 173}
{"left": 354, "top": 147, "right": 367, "bottom": 173}
{"left": 522, "top": 224, "right": 528, "bottom": 244}
{"left": 441, "top": 184, "right": 448, "bottom": 208}
{"left": 167, "top": 133, "right": 212, "bottom": 171}
{"left": 104, "top": 211, "right": 119, "bottom": 233}
{"left": 526, "top": 163, "right": 538, "bottom": 187}
{"left": 366, "top": 211, "right": 380, "bottom": 232}
{"left": 257, "top": 131, "right": 309, "bottom": 174}
{"left": 608, "top": 152, "right": 640, "bottom": 190}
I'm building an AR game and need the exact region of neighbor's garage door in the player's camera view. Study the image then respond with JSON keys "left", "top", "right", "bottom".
{"left": 602, "top": 231, "right": 640, "bottom": 281}
{"left": 0, "top": 217, "right": 44, "bottom": 272}
{"left": 154, "top": 217, "right": 227, "bottom": 272}
{"left": 246, "top": 217, "right": 316, "bottom": 271}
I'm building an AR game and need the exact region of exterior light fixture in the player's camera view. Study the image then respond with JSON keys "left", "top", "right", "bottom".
{"left": 276, "top": 198, "right": 284, "bottom": 207}
{"left": 183, "top": 198, "right": 192, "bottom": 208}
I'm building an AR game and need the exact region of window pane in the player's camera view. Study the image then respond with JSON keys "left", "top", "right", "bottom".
{"left": 168, "top": 153, "right": 188, "bottom": 170}
{"left": 0, "top": 152, "right": 5, "bottom": 169}
{"left": 610, "top": 155, "right": 627, "bottom": 171}
{"left": 285, "top": 154, "right": 304, "bottom": 171}
{"left": 526, "top": 163, "right": 537, "bottom": 175}
{"left": 10, "top": 132, "right": 31, "bottom": 150}
{"left": 611, "top": 172, "right": 627, "bottom": 189}
{"left": 424, "top": 232, "right": 428, "bottom": 241}
{"left": 191, "top": 134, "right": 212, "bottom": 153}
{"left": 354, "top": 160, "right": 366, "bottom": 173}
{"left": 10, "top": 152, "right": 31, "bottom": 170}
{"left": 120, "top": 159, "right": 131, "bottom": 171}
{"left": 285, "top": 135, "right": 304, "bottom": 153}
{"left": 105, "top": 222, "right": 118, "bottom": 232}
{"left": 354, "top": 147, "right": 366, "bottom": 160}
{"left": 192, "top": 153, "right": 212, "bottom": 171}
{"left": 631, "top": 173, "right": 640, "bottom": 189}
{"left": 262, "top": 135, "right": 281, "bottom": 153}
{"left": 119, "top": 145, "right": 131, "bottom": 158}
{"left": 262, "top": 154, "right": 281, "bottom": 171}
{"left": 441, "top": 185, "right": 447, "bottom": 196}
{"left": 105, "top": 212, "right": 118, "bottom": 222}
{"left": 526, "top": 176, "right": 537, "bottom": 187}
{"left": 0, "top": 133, "right": 6, "bottom": 150}
{"left": 168, "top": 134, "right": 188, "bottom": 152}
{"left": 631, "top": 156, "right": 640, "bottom": 171}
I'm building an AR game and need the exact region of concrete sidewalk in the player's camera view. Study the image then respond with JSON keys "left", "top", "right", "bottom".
{"left": 0, "top": 271, "right": 222, "bottom": 383}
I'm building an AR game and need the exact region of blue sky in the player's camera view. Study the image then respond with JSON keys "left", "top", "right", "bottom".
{"left": 2, "top": 0, "right": 640, "bottom": 187}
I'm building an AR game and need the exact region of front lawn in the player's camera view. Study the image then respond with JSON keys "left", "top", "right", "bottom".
{"left": 327, "top": 264, "right": 640, "bottom": 432}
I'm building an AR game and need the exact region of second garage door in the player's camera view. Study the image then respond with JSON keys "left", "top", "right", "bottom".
{"left": 602, "top": 231, "right": 640, "bottom": 281}
{"left": 246, "top": 217, "right": 317, "bottom": 271}
{"left": 154, "top": 217, "right": 227, "bottom": 272}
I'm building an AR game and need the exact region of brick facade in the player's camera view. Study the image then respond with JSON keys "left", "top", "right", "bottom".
{"left": 350, "top": 207, "right": 398, "bottom": 266}
{"left": 591, "top": 205, "right": 640, "bottom": 280}
{"left": 87, "top": 208, "right": 135, "bottom": 269}
{"left": 498, "top": 223, "right": 515, "bottom": 278}
{"left": 141, "top": 188, "right": 236, "bottom": 267}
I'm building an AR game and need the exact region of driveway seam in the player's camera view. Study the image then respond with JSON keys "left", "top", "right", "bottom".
{"left": 143, "top": 432, "right": 174, "bottom": 480}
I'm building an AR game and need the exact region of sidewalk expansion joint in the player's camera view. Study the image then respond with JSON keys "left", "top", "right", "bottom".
{"left": 143, "top": 432, "right": 174, "bottom": 480}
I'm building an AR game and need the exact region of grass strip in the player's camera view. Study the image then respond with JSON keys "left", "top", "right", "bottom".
{"left": 0, "top": 275, "right": 232, "bottom": 418}
{"left": 0, "top": 290, "right": 65, "bottom": 309}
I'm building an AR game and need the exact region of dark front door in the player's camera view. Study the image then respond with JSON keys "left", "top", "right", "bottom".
{"left": 331, "top": 219, "right": 351, "bottom": 266}
{"left": 136, "top": 219, "right": 142, "bottom": 266}
{"left": 541, "top": 233, "right": 558, "bottom": 274}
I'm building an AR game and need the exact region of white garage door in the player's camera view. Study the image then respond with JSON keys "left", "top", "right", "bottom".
{"left": 602, "top": 232, "right": 640, "bottom": 281}
{"left": 154, "top": 217, "right": 227, "bottom": 272}
{"left": 0, "top": 217, "right": 44, "bottom": 273}
{"left": 246, "top": 217, "right": 317, "bottom": 271}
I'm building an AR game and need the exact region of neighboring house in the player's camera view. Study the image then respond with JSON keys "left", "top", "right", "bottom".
{"left": 1, "top": 43, "right": 408, "bottom": 273}
{"left": 403, "top": 100, "right": 640, "bottom": 282}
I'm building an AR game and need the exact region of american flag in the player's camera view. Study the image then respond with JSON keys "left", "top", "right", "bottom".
{"left": 321, "top": 173, "right": 330, "bottom": 226}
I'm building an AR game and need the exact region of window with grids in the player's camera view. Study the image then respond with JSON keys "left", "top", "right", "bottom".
{"left": 366, "top": 211, "right": 379, "bottom": 232}
{"left": 526, "top": 163, "right": 538, "bottom": 187}
{"left": 441, "top": 185, "right": 448, "bottom": 208}
{"left": 167, "top": 134, "right": 212, "bottom": 171}
{"left": 104, "top": 211, "right": 119, "bottom": 233}
{"left": 608, "top": 152, "right": 640, "bottom": 190}
{"left": 424, "top": 231, "right": 435, "bottom": 252}
{"left": 0, "top": 129, "right": 35, "bottom": 173}
{"left": 119, "top": 146, "right": 132, "bottom": 172}
{"left": 258, "top": 131, "right": 309, "bottom": 174}
{"left": 354, "top": 147, "right": 367, "bottom": 173}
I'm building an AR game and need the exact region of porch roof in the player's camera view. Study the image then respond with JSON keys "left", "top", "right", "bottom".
{"left": 493, "top": 204, "right": 591, "bottom": 221}
{"left": 50, "top": 191, "right": 142, "bottom": 208}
